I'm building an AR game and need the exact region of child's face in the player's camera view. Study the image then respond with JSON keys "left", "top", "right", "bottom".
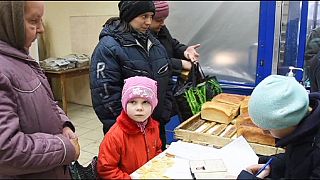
{"left": 126, "top": 97, "right": 152, "bottom": 122}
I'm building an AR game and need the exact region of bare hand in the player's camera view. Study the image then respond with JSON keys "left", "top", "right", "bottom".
{"left": 63, "top": 127, "right": 77, "bottom": 139}
{"left": 70, "top": 138, "right": 80, "bottom": 160}
{"left": 63, "top": 127, "right": 80, "bottom": 160}
{"left": 181, "top": 60, "right": 192, "bottom": 71}
{"left": 184, "top": 44, "right": 200, "bottom": 62}
{"left": 245, "top": 164, "right": 271, "bottom": 179}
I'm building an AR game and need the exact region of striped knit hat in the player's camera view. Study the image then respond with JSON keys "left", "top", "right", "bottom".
{"left": 153, "top": 1, "right": 169, "bottom": 19}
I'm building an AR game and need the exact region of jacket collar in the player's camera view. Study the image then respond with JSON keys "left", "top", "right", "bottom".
{"left": 0, "top": 40, "right": 35, "bottom": 62}
{"left": 152, "top": 25, "right": 168, "bottom": 39}
{"left": 99, "top": 21, "right": 160, "bottom": 46}
{"left": 117, "top": 110, "right": 156, "bottom": 135}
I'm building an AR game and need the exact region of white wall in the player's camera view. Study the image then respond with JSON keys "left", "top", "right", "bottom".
{"left": 43, "top": 1, "right": 118, "bottom": 106}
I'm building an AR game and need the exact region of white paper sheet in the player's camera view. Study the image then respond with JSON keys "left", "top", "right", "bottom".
{"left": 164, "top": 158, "right": 193, "bottom": 179}
{"left": 165, "top": 141, "right": 221, "bottom": 160}
{"left": 220, "top": 136, "right": 259, "bottom": 176}
{"left": 132, "top": 136, "right": 258, "bottom": 179}
{"left": 165, "top": 137, "right": 258, "bottom": 177}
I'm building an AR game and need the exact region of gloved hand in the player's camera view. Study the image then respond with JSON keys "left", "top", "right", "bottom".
{"left": 184, "top": 44, "right": 200, "bottom": 62}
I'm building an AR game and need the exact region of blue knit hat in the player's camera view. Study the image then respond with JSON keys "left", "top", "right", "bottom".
{"left": 249, "top": 75, "right": 309, "bottom": 130}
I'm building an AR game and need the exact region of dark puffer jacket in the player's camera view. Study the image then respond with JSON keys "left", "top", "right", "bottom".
{"left": 305, "top": 27, "right": 320, "bottom": 92}
{"left": 152, "top": 26, "right": 188, "bottom": 76}
{"left": 90, "top": 20, "right": 173, "bottom": 133}
{"left": 238, "top": 92, "right": 320, "bottom": 179}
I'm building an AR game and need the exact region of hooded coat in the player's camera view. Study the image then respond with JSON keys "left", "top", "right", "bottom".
{"left": 0, "top": 2, "right": 75, "bottom": 179}
{"left": 151, "top": 25, "right": 190, "bottom": 118}
{"left": 151, "top": 25, "right": 188, "bottom": 76}
{"left": 238, "top": 92, "right": 320, "bottom": 179}
{"left": 304, "top": 27, "right": 320, "bottom": 92}
{"left": 90, "top": 19, "right": 173, "bottom": 134}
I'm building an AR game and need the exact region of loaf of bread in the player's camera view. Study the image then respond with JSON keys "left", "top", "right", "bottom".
{"left": 235, "top": 114, "right": 276, "bottom": 146}
{"left": 240, "top": 96, "right": 250, "bottom": 115}
{"left": 235, "top": 114, "right": 255, "bottom": 129}
{"left": 237, "top": 125, "right": 275, "bottom": 146}
{"left": 212, "top": 93, "right": 245, "bottom": 106}
{"left": 235, "top": 116, "right": 275, "bottom": 146}
{"left": 201, "top": 100, "right": 239, "bottom": 124}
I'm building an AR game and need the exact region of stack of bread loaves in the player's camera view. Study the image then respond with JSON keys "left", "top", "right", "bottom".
{"left": 200, "top": 93, "right": 276, "bottom": 147}
{"left": 201, "top": 93, "right": 245, "bottom": 124}
{"left": 235, "top": 113, "right": 275, "bottom": 146}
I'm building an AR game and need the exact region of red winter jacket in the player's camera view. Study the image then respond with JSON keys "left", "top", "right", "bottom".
{"left": 97, "top": 110, "right": 162, "bottom": 179}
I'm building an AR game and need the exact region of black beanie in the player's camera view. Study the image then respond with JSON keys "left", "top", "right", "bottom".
{"left": 118, "top": 1, "right": 155, "bottom": 23}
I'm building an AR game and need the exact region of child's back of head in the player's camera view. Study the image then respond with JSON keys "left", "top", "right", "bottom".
{"left": 248, "top": 75, "right": 309, "bottom": 131}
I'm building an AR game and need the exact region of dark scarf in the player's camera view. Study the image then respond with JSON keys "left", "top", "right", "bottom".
{"left": 0, "top": 1, "right": 25, "bottom": 50}
{"left": 104, "top": 17, "right": 149, "bottom": 50}
{"left": 131, "top": 29, "right": 149, "bottom": 50}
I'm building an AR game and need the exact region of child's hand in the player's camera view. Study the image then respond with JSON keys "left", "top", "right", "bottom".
{"left": 245, "top": 164, "right": 270, "bottom": 179}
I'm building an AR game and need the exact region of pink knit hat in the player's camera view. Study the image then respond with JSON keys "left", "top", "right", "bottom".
{"left": 153, "top": 1, "right": 169, "bottom": 19}
{"left": 121, "top": 76, "right": 158, "bottom": 113}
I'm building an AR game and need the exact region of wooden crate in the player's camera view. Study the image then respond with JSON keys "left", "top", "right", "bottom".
{"left": 174, "top": 113, "right": 285, "bottom": 156}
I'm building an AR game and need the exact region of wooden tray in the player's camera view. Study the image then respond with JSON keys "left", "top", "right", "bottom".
{"left": 174, "top": 113, "right": 285, "bottom": 156}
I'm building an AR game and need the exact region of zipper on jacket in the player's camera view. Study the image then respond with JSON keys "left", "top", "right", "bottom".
{"left": 123, "top": 39, "right": 154, "bottom": 57}
{"left": 157, "top": 63, "right": 169, "bottom": 74}
{"left": 146, "top": 39, "right": 154, "bottom": 57}
{"left": 123, "top": 40, "right": 155, "bottom": 77}
{"left": 123, "top": 65, "right": 149, "bottom": 75}
{"left": 142, "top": 131, "right": 150, "bottom": 161}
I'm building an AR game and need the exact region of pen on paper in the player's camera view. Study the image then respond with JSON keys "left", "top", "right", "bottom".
{"left": 255, "top": 157, "right": 273, "bottom": 176}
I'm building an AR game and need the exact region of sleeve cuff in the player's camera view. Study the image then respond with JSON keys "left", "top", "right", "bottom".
{"left": 237, "top": 170, "right": 259, "bottom": 179}
{"left": 56, "top": 134, "right": 76, "bottom": 165}
{"left": 171, "top": 58, "right": 183, "bottom": 75}
{"left": 63, "top": 121, "right": 75, "bottom": 132}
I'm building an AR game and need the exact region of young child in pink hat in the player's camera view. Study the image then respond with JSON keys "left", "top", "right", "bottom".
{"left": 97, "top": 76, "right": 162, "bottom": 179}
